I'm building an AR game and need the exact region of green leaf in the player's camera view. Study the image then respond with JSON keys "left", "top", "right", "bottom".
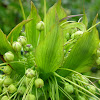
{"left": 35, "top": 17, "right": 64, "bottom": 74}
{"left": 58, "top": 16, "right": 99, "bottom": 77}
{"left": 82, "top": 10, "right": 88, "bottom": 29}
{"left": 25, "top": 1, "right": 41, "bottom": 48}
{"left": 41, "top": 0, "right": 66, "bottom": 41}
{"left": 7, "top": 19, "right": 32, "bottom": 43}
{"left": 0, "top": 29, "right": 13, "bottom": 55}
{"left": 10, "top": 61, "right": 28, "bottom": 76}
{"left": 62, "top": 22, "right": 86, "bottom": 32}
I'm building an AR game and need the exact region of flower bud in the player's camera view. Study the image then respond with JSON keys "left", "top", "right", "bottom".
{"left": 98, "top": 80, "right": 100, "bottom": 84}
{"left": 25, "top": 44, "right": 33, "bottom": 51}
{"left": 77, "top": 95, "right": 86, "bottom": 100}
{"left": 35, "top": 78, "right": 44, "bottom": 88}
{"left": 36, "top": 21, "right": 44, "bottom": 31}
{"left": 1, "top": 95, "right": 9, "bottom": 100}
{"left": 64, "top": 84, "right": 74, "bottom": 94}
{"left": 17, "top": 36, "right": 27, "bottom": 46}
{"left": 24, "top": 77, "right": 31, "bottom": 86}
{"left": 97, "top": 49, "right": 100, "bottom": 56}
{"left": 25, "top": 69, "right": 36, "bottom": 78}
{"left": 18, "top": 86, "right": 26, "bottom": 95}
{"left": 12, "top": 42, "right": 22, "bottom": 52}
{"left": 71, "top": 31, "right": 83, "bottom": 39}
{"left": 64, "top": 82, "right": 69, "bottom": 86}
{"left": 26, "top": 94, "right": 36, "bottom": 100}
{"left": 2, "top": 87, "right": 7, "bottom": 94}
{"left": 3, "top": 66, "right": 12, "bottom": 75}
{"left": 21, "top": 31, "right": 26, "bottom": 36}
{"left": 3, "top": 77, "right": 13, "bottom": 86}
{"left": 87, "top": 85, "right": 96, "bottom": 94}
{"left": 96, "top": 57, "right": 100, "bottom": 65}
{"left": 80, "top": 75, "right": 88, "bottom": 83}
{"left": 3, "top": 51, "right": 14, "bottom": 62}
{"left": 65, "top": 33, "right": 70, "bottom": 40}
{"left": 8, "top": 84, "right": 17, "bottom": 94}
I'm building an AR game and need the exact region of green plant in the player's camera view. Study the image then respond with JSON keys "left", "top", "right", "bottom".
{"left": 0, "top": 0, "right": 100, "bottom": 100}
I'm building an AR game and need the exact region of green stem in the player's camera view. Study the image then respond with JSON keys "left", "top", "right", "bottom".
{"left": 0, "top": 90, "right": 8, "bottom": 97}
{"left": 44, "top": 0, "right": 46, "bottom": 35}
{"left": 58, "top": 85, "right": 74, "bottom": 100}
{"left": 60, "top": 21, "right": 76, "bottom": 27}
{"left": 0, "top": 63, "right": 8, "bottom": 66}
{"left": 22, "top": 78, "right": 34, "bottom": 100}
{"left": 36, "top": 88, "right": 38, "bottom": 100}
{"left": 85, "top": 75, "right": 100, "bottom": 80}
{"left": 72, "top": 76, "right": 79, "bottom": 96}
{"left": 77, "top": 89, "right": 96, "bottom": 100}
{"left": 17, "top": 75, "right": 25, "bottom": 86}
{"left": 9, "top": 92, "right": 17, "bottom": 99}
{"left": 0, "top": 66, "right": 4, "bottom": 71}
{"left": 87, "top": 21, "right": 100, "bottom": 32}
{"left": 64, "top": 39, "right": 76, "bottom": 46}
{"left": 13, "top": 93, "right": 17, "bottom": 100}
{"left": 19, "top": 0, "right": 26, "bottom": 20}
{"left": 54, "top": 72, "right": 99, "bottom": 100}
{"left": 37, "top": 31, "right": 41, "bottom": 46}
{"left": 42, "top": 87, "right": 47, "bottom": 100}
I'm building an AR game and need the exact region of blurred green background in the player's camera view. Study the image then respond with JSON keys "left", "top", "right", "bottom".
{"left": 0, "top": 0, "right": 100, "bottom": 35}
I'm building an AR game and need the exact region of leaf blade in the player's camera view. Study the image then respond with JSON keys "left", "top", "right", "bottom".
{"left": 25, "top": 1, "right": 41, "bottom": 48}
{"left": 35, "top": 18, "right": 64, "bottom": 73}
{"left": 0, "top": 29, "right": 13, "bottom": 55}
{"left": 58, "top": 16, "right": 99, "bottom": 76}
{"left": 7, "top": 19, "right": 32, "bottom": 43}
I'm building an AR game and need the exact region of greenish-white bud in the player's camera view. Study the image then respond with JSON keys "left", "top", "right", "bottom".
{"left": 3, "top": 77, "right": 13, "bottom": 86}
{"left": 80, "top": 75, "right": 88, "bottom": 83}
{"left": 25, "top": 44, "right": 33, "bottom": 51}
{"left": 18, "top": 86, "right": 26, "bottom": 95}
{"left": 97, "top": 49, "right": 100, "bottom": 56}
{"left": 26, "top": 94, "right": 36, "bottom": 100}
{"left": 12, "top": 42, "right": 22, "bottom": 52}
{"left": 64, "top": 84, "right": 74, "bottom": 94}
{"left": 21, "top": 31, "right": 26, "bottom": 36}
{"left": 17, "top": 36, "right": 27, "bottom": 46}
{"left": 65, "top": 33, "right": 70, "bottom": 40}
{"left": 2, "top": 87, "right": 7, "bottom": 94}
{"left": 87, "top": 85, "right": 96, "bottom": 94}
{"left": 3, "top": 51, "right": 14, "bottom": 62}
{"left": 25, "top": 69, "right": 36, "bottom": 78}
{"left": 96, "top": 57, "right": 100, "bottom": 65}
{"left": 36, "top": 21, "right": 44, "bottom": 31}
{"left": 35, "top": 78, "right": 44, "bottom": 88}
{"left": 71, "top": 31, "right": 83, "bottom": 39}
{"left": 64, "top": 82, "right": 69, "bottom": 86}
{"left": 8, "top": 84, "right": 17, "bottom": 94}
{"left": 3, "top": 66, "right": 12, "bottom": 75}
{"left": 78, "top": 96, "right": 86, "bottom": 100}
{"left": 1, "top": 95, "right": 9, "bottom": 100}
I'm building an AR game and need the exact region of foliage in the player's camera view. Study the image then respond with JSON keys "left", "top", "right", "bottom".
{"left": 0, "top": 0, "right": 100, "bottom": 100}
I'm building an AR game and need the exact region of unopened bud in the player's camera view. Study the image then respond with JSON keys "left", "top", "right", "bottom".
{"left": 12, "top": 42, "right": 22, "bottom": 52}
{"left": 36, "top": 21, "right": 44, "bottom": 31}
{"left": 25, "top": 68, "right": 36, "bottom": 78}
{"left": 17, "top": 36, "right": 27, "bottom": 46}
{"left": 3, "top": 51, "right": 14, "bottom": 62}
